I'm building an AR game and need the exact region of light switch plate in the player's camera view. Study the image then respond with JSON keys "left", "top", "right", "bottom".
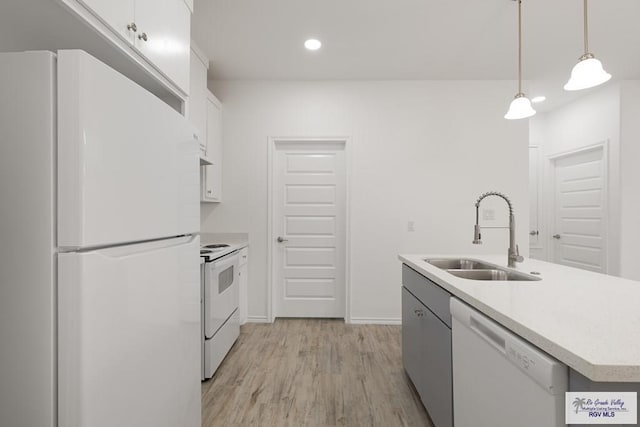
{"left": 482, "top": 209, "right": 495, "bottom": 221}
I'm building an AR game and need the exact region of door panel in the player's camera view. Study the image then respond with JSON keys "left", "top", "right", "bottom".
{"left": 273, "top": 141, "right": 346, "bottom": 318}
{"left": 58, "top": 236, "right": 201, "bottom": 427}
{"left": 285, "top": 278, "right": 335, "bottom": 298}
{"left": 286, "top": 216, "right": 335, "bottom": 235}
{"left": 57, "top": 51, "right": 199, "bottom": 249}
{"left": 552, "top": 148, "right": 607, "bottom": 272}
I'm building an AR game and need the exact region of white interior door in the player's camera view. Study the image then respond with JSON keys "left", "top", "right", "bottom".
{"left": 272, "top": 140, "right": 346, "bottom": 318}
{"left": 552, "top": 147, "right": 607, "bottom": 273}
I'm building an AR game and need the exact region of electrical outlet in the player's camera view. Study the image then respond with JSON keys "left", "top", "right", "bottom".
{"left": 407, "top": 221, "right": 415, "bottom": 232}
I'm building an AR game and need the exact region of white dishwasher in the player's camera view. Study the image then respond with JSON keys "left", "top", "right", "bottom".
{"left": 450, "top": 298, "right": 568, "bottom": 427}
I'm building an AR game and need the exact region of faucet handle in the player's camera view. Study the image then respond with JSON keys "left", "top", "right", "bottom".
{"left": 515, "top": 245, "right": 524, "bottom": 263}
{"left": 472, "top": 224, "right": 482, "bottom": 244}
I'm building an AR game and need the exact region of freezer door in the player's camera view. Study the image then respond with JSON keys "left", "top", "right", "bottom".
{"left": 57, "top": 50, "right": 199, "bottom": 249}
{"left": 58, "top": 236, "right": 201, "bottom": 427}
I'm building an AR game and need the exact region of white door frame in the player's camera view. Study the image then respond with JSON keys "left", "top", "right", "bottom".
{"left": 267, "top": 137, "right": 352, "bottom": 323}
{"left": 528, "top": 145, "right": 543, "bottom": 251}
{"left": 546, "top": 141, "right": 609, "bottom": 272}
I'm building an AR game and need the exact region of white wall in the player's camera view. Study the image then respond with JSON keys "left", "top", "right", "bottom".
{"left": 620, "top": 81, "right": 640, "bottom": 280}
{"left": 530, "top": 84, "right": 628, "bottom": 276}
{"left": 202, "top": 81, "right": 529, "bottom": 322}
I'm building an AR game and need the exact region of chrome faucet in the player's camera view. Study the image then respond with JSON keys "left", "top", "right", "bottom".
{"left": 473, "top": 191, "right": 524, "bottom": 268}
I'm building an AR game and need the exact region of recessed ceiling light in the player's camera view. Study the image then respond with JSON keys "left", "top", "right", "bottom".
{"left": 304, "top": 39, "right": 322, "bottom": 51}
{"left": 531, "top": 96, "right": 547, "bottom": 103}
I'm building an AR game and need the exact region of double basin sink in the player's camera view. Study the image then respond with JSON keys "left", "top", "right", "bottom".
{"left": 425, "top": 258, "right": 540, "bottom": 281}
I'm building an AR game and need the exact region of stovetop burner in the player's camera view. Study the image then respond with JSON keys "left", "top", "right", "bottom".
{"left": 203, "top": 244, "right": 230, "bottom": 249}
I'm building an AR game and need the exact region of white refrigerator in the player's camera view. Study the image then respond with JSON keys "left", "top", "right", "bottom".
{"left": 0, "top": 50, "right": 201, "bottom": 427}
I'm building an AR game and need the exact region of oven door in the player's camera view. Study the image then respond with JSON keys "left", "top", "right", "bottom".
{"left": 203, "top": 252, "right": 239, "bottom": 339}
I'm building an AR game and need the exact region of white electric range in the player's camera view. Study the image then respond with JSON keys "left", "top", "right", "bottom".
{"left": 200, "top": 244, "right": 240, "bottom": 380}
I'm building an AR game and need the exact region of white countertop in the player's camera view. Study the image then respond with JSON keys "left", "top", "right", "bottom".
{"left": 399, "top": 254, "right": 640, "bottom": 383}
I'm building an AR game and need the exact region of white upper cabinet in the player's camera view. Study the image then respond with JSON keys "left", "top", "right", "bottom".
{"left": 79, "top": 0, "right": 135, "bottom": 42}
{"left": 77, "top": 0, "right": 191, "bottom": 94}
{"left": 134, "top": 0, "right": 190, "bottom": 93}
{"left": 206, "top": 93, "right": 222, "bottom": 165}
{"left": 188, "top": 44, "right": 208, "bottom": 153}
{"left": 201, "top": 92, "right": 222, "bottom": 203}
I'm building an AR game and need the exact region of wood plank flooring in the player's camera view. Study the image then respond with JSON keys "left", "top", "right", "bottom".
{"left": 201, "top": 319, "right": 433, "bottom": 427}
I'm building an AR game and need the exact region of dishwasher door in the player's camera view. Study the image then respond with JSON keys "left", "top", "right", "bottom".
{"left": 451, "top": 298, "right": 568, "bottom": 427}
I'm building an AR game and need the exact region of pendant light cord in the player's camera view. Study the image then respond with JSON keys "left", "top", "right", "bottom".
{"left": 518, "top": 0, "right": 522, "bottom": 94}
{"left": 583, "top": 0, "right": 589, "bottom": 53}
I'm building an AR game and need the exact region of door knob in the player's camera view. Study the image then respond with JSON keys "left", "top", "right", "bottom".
{"left": 127, "top": 22, "right": 137, "bottom": 32}
{"left": 552, "top": 234, "right": 561, "bottom": 239}
{"left": 529, "top": 230, "right": 539, "bottom": 236}
{"left": 277, "top": 236, "right": 288, "bottom": 243}
{"left": 138, "top": 32, "right": 148, "bottom": 42}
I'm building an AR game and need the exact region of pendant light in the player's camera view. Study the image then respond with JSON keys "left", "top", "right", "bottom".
{"left": 505, "top": 0, "right": 536, "bottom": 120}
{"left": 564, "top": 0, "right": 611, "bottom": 91}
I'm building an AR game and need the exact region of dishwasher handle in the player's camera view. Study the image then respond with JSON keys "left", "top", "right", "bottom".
{"left": 451, "top": 298, "right": 569, "bottom": 395}
{"left": 470, "top": 315, "right": 506, "bottom": 353}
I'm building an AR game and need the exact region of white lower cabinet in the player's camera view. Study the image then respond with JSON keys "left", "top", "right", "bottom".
{"left": 238, "top": 248, "right": 248, "bottom": 324}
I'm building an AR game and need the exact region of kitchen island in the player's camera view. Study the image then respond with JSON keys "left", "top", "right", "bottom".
{"left": 399, "top": 254, "right": 640, "bottom": 383}
{"left": 400, "top": 254, "right": 640, "bottom": 426}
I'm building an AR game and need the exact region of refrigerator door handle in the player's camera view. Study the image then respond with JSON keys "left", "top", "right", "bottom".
{"left": 89, "top": 235, "right": 197, "bottom": 258}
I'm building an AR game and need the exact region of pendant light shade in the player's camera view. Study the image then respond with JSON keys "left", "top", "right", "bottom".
{"left": 505, "top": 93, "right": 537, "bottom": 120}
{"left": 564, "top": 54, "right": 611, "bottom": 91}
{"left": 505, "top": 0, "right": 535, "bottom": 120}
{"left": 564, "top": 0, "right": 611, "bottom": 91}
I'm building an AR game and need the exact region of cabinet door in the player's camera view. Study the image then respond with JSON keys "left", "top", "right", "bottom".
{"left": 201, "top": 164, "right": 221, "bottom": 202}
{"left": 238, "top": 248, "right": 248, "bottom": 324}
{"left": 188, "top": 49, "right": 207, "bottom": 152}
{"left": 134, "top": 0, "right": 191, "bottom": 93}
{"left": 402, "top": 288, "right": 453, "bottom": 427}
{"left": 79, "top": 0, "right": 135, "bottom": 42}
{"left": 206, "top": 94, "right": 221, "bottom": 165}
{"left": 201, "top": 94, "right": 222, "bottom": 202}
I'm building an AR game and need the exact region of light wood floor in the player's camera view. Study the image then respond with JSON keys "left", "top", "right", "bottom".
{"left": 201, "top": 319, "right": 433, "bottom": 427}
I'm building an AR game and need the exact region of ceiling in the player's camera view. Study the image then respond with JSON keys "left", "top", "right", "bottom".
{"left": 192, "top": 0, "right": 640, "bottom": 111}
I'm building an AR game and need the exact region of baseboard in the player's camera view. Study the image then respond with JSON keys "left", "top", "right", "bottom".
{"left": 245, "top": 316, "right": 401, "bottom": 325}
{"left": 246, "top": 316, "right": 271, "bottom": 323}
{"left": 348, "top": 317, "right": 402, "bottom": 325}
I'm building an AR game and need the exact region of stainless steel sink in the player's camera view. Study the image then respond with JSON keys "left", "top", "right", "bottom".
{"left": 424, "top": 258, "right": 541, "bottom": 281}
{"left": 425, "top": 258, "right": 496, "bottom": 270}
{"left": 445, "top": 269, "right": 540, "bottom": 281}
